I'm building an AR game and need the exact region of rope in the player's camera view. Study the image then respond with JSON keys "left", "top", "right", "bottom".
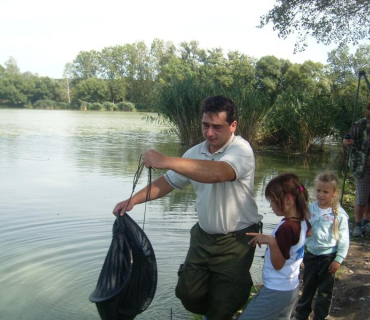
{"left": 143, "top": 167, "right": 152, "bottom": 231}
{"left": 124, "top": 156, "right": 144, "bottom": 213}
{"left": 122, "top": 155, "right": 152, "bottom": 231}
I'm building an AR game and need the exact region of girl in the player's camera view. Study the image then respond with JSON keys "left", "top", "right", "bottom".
{"left": 294, "top": 171, "right": 349, "bottom": 320}
{"left": 239, "top": 173, "right": 311, "bottom": 320}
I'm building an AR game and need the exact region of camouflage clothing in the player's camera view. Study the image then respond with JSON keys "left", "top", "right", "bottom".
{"left": 348, "top": 117, "right": 370, "bottom": 178}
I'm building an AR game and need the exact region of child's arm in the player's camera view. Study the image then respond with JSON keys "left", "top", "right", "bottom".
{"left": 335, "top": 212, "right": 350, "bottom": 265}
{"left": 246, "top": 232, "right": 286, "bottom": 270}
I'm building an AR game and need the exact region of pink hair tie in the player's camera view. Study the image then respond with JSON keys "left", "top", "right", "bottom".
{"left": 299, "top": 187, "right": 304, "bottom": 191}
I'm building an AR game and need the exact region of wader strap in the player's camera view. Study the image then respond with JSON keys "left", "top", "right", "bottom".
{"left": 258, "top": 222, "right": 263, "bottom": 234}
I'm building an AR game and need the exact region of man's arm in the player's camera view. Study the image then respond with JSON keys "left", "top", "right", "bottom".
{"left": 142, "top": 149, "right": 236, "bottom": 183}
{"left": 113, "top": 176, "right": 174, "bottom": 216}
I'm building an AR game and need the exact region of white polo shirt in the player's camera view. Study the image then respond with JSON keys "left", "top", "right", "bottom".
{"left": 164, "top": 134, "right": 262, "bottom": 234}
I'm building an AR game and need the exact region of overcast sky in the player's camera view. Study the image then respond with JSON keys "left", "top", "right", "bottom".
{"left": 1, "top": 0, "right": 367, "bottom": 79}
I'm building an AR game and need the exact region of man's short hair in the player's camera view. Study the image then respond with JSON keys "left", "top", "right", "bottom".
{"left": 201, "top": 95, "right": 237, "bottom": 125}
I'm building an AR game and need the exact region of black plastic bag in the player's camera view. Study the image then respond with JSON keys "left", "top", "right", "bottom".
{"left": 89, "top": 213, "right": 157, "bottom": 320}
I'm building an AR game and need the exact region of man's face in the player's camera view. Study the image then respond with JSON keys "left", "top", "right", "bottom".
{"left": 202, "top": 111, "right": 236, "bottom": 153}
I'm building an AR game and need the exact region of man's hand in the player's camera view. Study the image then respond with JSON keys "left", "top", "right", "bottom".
{"left": 113, "top": 199, "right": 134, "bottom": 216}
{"left": 142, "top": 149, "right": 169, "bottom": 169}
{"left": 112, "top": 176, "right": 174, "bottom": 217}
{"left": 328, "top": 261, "right": 341, "bottom": 273}
{"left": 343, "top": 138, "right": 354, "bottom": 147}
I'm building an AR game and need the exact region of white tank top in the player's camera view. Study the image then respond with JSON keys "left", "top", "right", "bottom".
{"left": 262, "top": 219, "right": 308, "bottom": 291}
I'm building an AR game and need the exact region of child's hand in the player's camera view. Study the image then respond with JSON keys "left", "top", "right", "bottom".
{"left": 246, "top": 233, "right": 274, "bottom": 248}
{"left": 328, "top": 261, "right": 341, "bottom": 273}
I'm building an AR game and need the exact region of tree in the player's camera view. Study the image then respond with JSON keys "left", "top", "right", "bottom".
{"left": 107, "top": 42, "right": 154, "bottom": 104}
{"left": 74, "top": 78, "right": 110, "bottom": 103}
{"left": 352, "top": 44, "right": 370, "bottom": 75}
{"left": 124, "top": 41, "right": 153, "bottom": 103}
{"left": 260, "top": 1, "right": 370, "bottom": 52}
{"left": 327, "top": 44, "right": 356, "bottom": 87}
{"left": 283, "top": 60, "right": 331, "bottom": 95}
{"left": 0, "top": 64, "right": 5, "bottom": 76}
{"left": 327, "top": 44, "right": 370, "bottom": 136}
{"left": 179, "top": 41, "right": 207, "bottom": 70}
{"left": 150, "top": 38, "right": 177, "bottom": 79}
{"left": 199, "top": 48, "right": 233, "bottom": 89}
{"left": 63, "top": 62, "right": 73, "bottom": 103}
{"left": 0, "top": 74, "right": 27, "bottom": 104}
{"left": 226, "top": 51, "right": 256, "bottom": 90}
{"left": 4, "top": 57, "right": 21, "bottom": 74}
{"left": 25, "top": 76, "right": 56, "bottom": 103}
{"left": 72, "top": 50, "right": 100, "bottom": 79}
{"left": 99, "top": 46, "right": 127, "bottom": 102}
{"left": 255, "top": 56, "right": 291, "bottom": 103}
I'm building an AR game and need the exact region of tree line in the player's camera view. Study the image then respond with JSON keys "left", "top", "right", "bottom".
{"left": 1, "top": 40, "right": 370, "bottom": 153}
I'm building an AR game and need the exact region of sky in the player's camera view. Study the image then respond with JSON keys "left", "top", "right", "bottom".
{"left": 1, "top": 0, "right": 367, "bottom": 79}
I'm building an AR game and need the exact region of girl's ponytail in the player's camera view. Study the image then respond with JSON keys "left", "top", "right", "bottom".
{"left": 296, "top": 185, "right": 309, "bottom": 221}
{"left": 332, "top": 202, "right": 339, "bottom": 240}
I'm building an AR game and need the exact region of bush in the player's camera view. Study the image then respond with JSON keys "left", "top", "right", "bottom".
{"left": 264, "top": 91, "right": 334, "bottom": 153}
{"left": 116, "top": 101, "right": 136, "bottom": 111}
{"left": 90, "top": 102, "right": 104, "bottom": 110}
{"left": 57, "top": 102, "right": 69, "bottom": 109}
{"left": 79, "top": 100, "right": 92, "bottom": 111}
{"left": 103, "top": 102, "right": 117, "bottom": 111}
{"left": 33, "top": 100, "right": 70, "bottom": 110}
{"left": 134, "top": 102, "right": 152, "bottom": 111}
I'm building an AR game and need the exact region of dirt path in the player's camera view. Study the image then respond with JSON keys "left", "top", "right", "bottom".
{"left": 328, "top": 240, "right": 370, "bottom": 320}
{"left": 295, "top": 239, "right": 370, "bottom": 320}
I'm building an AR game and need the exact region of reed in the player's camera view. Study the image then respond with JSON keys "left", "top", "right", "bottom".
{"left": 152, "top": 75, "right": 218, "bottom": 147}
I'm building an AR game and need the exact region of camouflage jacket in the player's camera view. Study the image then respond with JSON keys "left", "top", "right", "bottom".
{"left": 349, "top": 117, "right": 370, "bottom": 178}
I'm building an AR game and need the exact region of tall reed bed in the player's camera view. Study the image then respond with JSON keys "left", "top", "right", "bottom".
{"left": 152, "top": 75, "right": 270, "bottom": 148}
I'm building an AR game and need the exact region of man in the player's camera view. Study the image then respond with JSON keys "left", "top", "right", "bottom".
{"left": 343, "top": 101, "right": 370, "bottom": 237}
{"left": 113, "top": 95, "right": 262, "bottom": 320}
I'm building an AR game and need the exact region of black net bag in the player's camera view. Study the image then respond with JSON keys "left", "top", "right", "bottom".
{"left": 89, "top": 213, "right": 157, "bottom": 320}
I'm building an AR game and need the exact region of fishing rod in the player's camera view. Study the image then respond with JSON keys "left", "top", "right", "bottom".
{"left": 340, "top": 70, "right": 370, "bottom": 204}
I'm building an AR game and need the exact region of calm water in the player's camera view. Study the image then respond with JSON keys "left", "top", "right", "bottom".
{"left": 0, "top": 109, "right": 343, "bottom": 320}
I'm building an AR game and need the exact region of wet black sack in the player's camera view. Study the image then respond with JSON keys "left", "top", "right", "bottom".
{"left": 89, "top": 213, "right": 157, "bottom": 320}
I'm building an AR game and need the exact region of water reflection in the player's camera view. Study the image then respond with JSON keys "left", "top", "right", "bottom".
{"left": 0, "top": 109, "right": 344, "bottom": 320}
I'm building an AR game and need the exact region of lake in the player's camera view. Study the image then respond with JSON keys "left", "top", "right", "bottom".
{"left": 0, "top": 109, "right": 343, "bottom": 320}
